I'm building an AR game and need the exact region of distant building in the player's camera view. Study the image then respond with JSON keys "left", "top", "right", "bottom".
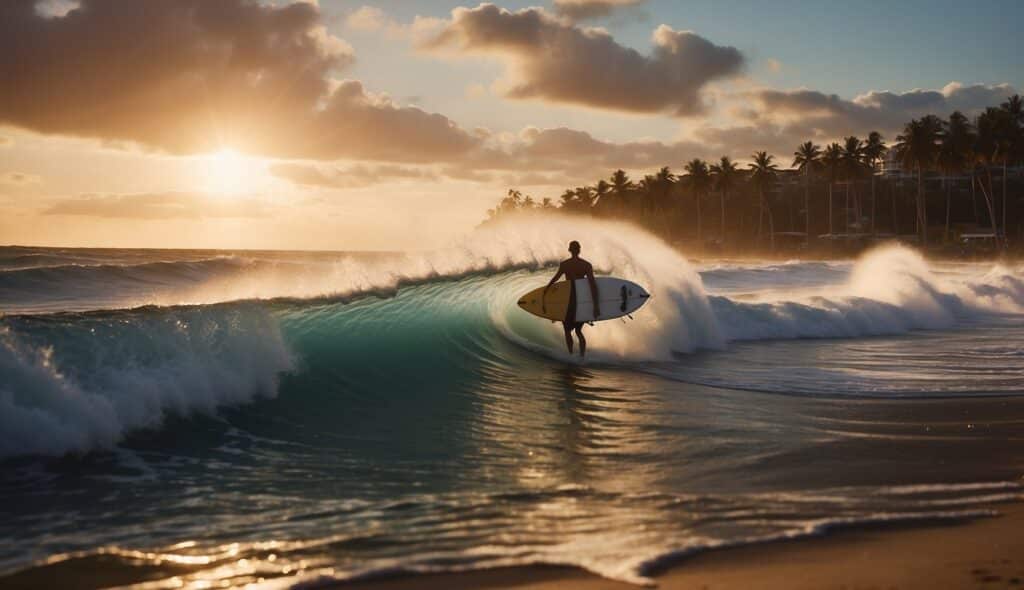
{"left": 879, "top": 151, "right": 910, "bottom": 178}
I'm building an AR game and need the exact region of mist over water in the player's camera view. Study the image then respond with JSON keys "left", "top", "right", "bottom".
{"left": 1, "top": 216, "right": 1023, "bottom": 587}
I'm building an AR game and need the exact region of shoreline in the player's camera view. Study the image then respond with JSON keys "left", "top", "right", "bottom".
{"left": 334, "top": 499, "right": 1024, "bottom": 590}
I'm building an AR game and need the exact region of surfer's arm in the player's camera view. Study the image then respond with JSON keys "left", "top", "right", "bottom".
{"left": 542, "top": 265, "right": 564, "bottom": 312}
{"left": 543, "top": 265, "right": 564, "bottom": 293}
{"left": 586, "top": 265, "right": 600, "bottom": 317}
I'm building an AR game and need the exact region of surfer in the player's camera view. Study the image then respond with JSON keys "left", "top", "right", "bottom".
{"left": 543, "top": 240, "right": 600, "bottom": 357}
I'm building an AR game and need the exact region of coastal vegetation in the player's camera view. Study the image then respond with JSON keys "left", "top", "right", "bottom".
{"left": 486, "top": 95, "right": 1024, "bottom": 256}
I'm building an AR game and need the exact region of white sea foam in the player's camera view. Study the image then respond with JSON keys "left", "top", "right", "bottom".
{"left": 0, "top": 307, "right": 294, "bottom": 458}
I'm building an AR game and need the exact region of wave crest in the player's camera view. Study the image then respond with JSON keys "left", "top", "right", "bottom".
{"left": 0, "top": 305, "right": 294, "bottom": 458}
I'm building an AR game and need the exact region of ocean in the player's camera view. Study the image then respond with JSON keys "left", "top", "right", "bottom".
{"left": 2, "top": 217, "right": 1023, "bottom": 588}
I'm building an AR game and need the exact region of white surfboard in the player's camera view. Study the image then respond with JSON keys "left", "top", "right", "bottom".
{"left": 517, "top": 277, "right": 650, "bottom": 323}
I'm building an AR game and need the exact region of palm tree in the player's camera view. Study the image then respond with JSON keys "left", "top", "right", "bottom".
{"left": 972, "top": 108, "right": 1004, "bottom": 241}
{"left": 999, "top": 95, "right": 1023, "bottom": 239}
{"left": 894, "top": 115, "right": 942, "bottom": 245}
{"left": 749, "top": 151, "right": 780, "bottom": 249}
{"left": 608, "top": 169, "right": 633, "bottom": 215}
{"left": 862, "top": 132, "right": 887, "bottom": 234}
{"left": 840, "top": 136, "right": 865, "bottom": 232}
{"left": 559, "top": 188, "right": 578, "bottom": 211}
{"left": 821, "top": 143, "right": 843, "bottom": 236}
{"left": 636, "top": 174, "right": 655, "bottom": 219}
{"left": 652, "top": 166, "right": 676, "bottom": 221}
{"left": 792, "top": 141, "right": 822, "bottom": 244}
{"left": 591, "top": 179, "right": 611, "bottom": 215}
{"left": 710, "top": 156, "right": 739, "bottom": 243}
{"left": 683, "top": 158, "right": 711, "bottom": 244}
{"left": 573, "top": 186, "right": 596, "bottom": 212}
{"left": 937, "top": 111, "right": 973, "bottom": 242}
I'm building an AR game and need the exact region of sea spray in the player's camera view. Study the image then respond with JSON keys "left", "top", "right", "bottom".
{"left": 0, "top": 304, "right": 294, "bottom": 458}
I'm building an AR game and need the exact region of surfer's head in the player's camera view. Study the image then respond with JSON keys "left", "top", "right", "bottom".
{"left": 568, "top": 240, "right": 581, "bottom": 256}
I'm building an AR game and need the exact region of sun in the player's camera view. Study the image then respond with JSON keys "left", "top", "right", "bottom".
{"left": 202, "top": 148, "right": 259, "bottom": 195}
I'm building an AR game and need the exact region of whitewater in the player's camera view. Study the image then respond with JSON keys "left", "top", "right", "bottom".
{"left": 1, "top": 216, "right": 1023, "bottom": 587}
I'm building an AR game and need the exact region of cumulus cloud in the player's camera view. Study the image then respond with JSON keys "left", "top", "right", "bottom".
{"left": 296, "top": 80, "right": 480, "bottom": 162}
{"left": 695, "top": 81, "right": 1022, "bottom": 159}
{"left": 44, "top": 192, "right": 276, "bottom": 218}
{"left": 271, "top": 162, "right": 438, "bottom": 188}
{"left": 345, "top": 5, "right": 387, "bottom": 31}
{"left": 424, "top": 4, "right": 743, "bottom": 116}
{"left": 747, "top": 81, "right": 1018, "bottom": 133}
{"left": 344, "top": 5, "right": 445, "bottom": 42}
{"left": 0, "top": 0, "right": 475, "bottom": 162}
{"left": 553, "top": 0, "right": 644, "bottom": 21}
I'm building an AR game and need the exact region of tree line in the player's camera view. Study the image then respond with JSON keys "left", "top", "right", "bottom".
{"left": 485, "top": 95, "right": 1023, "bottom": 254}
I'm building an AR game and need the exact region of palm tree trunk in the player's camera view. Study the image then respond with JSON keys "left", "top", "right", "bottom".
{"left": 828, "top": 183, "right": 833, "bottom": 235}
{"left": 870, "top": 175, "right": 877, "bottom": 235}
{"left": 971, "top": 174, "right": 979, "bottom": 224}
{"left": 804, "top": 173, "right": 810, "bottom": 245}
{"left": 696, "top": 192, "right": 703, "bottom": 245}
{"left": 720, "top": 191, "right": 726, "bottom": 242}
{"left": 891, "top": 178, "right": 898, "bottom": 234}
{"left": 944, "top": 178, "right": 952, "bottom": 243}
{"left": 1002, "top": 160, "right": 1008, "bottom": 244}
{"left": 979, "top": 170, "right": 999, "bottom": 239}
{"left": 757, "top": 192, "right": 764, "bottom": 245}
{"left": 844, "top": 182, "right": 850, "bottom": 233}
{"left": 917, "top": 165, "right": 927, "bottom": 246}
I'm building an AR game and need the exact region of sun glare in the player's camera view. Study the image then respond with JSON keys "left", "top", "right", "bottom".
{"left": 202, "top": 148, "right": 259, "bottom": 196}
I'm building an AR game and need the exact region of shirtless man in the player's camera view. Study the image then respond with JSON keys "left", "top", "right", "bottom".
{"left": 543, "top": 240, "right": 600, "bottom": 357}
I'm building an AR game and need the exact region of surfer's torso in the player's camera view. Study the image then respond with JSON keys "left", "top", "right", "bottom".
{"left": 559, "top": 257, "right": 592, "bottom": 281}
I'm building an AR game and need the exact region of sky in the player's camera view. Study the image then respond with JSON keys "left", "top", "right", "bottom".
{"left": 1, "top": 0, "right": 1021, "bottom": 250}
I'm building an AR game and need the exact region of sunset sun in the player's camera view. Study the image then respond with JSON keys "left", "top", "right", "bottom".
{"left": 202, "top": 148, "right": 260, "bottom": 195}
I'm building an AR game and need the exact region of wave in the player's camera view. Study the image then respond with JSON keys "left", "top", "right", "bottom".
{"left": 2, "top": 217, "right": 1023, "bottom": 458}
{"left": 0, "top": 304, "right": 293, "bottom": 458}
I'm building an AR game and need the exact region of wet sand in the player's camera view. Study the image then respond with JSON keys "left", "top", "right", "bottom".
{"left": 337, "top": 500, "right": 1024, "bottom": 590}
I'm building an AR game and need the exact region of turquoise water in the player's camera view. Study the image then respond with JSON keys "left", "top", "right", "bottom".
{"left": 1, "top": 234, "right": 1023, "bottom": 587}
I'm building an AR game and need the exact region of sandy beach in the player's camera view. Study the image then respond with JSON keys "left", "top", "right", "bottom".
{"left": 338, "top": 500, "right": 1024, "bottom": 590}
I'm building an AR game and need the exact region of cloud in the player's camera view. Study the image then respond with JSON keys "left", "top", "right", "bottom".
{"left": 553, "top": 0, "right": 644, "bottom": 21}
{"left": 34, "top": 0, "right": 79, "bottom": 17}
{"left": 0, "top": 0, "right": 475, "bottom": 162}
{"left": 345, "top": 5, "right": 387, "bottom": 31}
{"left": 295, "top": 80, "right": 481, "bottom": 162}
{"left": 458, "top": 126, "right": 709, "bottom": 179}
{"left": 344, "top": 5, "right": 445, "bottom": 42}
{"left": 1, "top": 172, "right": 40, "bottom": 185}
{"left": 693, "top": 81, "right": 1022, "bottom": 160}
{"left": 499, "top": 172, "right": 567, "bottom": 187}
{"left": 44, "top": 192, "right": 276, "bottom": 219}
{"left": 270, "top": 162, "right": 438, "bottom": 188}
{"left": 747, "top": 81, "right": 1018, "bottom": 132}
{"left": 424, "top": 4, "right": 743, "bottom": 116}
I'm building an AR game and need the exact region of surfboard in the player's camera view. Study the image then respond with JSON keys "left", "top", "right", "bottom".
{"left": 517, "top": 277, "right": 650, "bottom": 323}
